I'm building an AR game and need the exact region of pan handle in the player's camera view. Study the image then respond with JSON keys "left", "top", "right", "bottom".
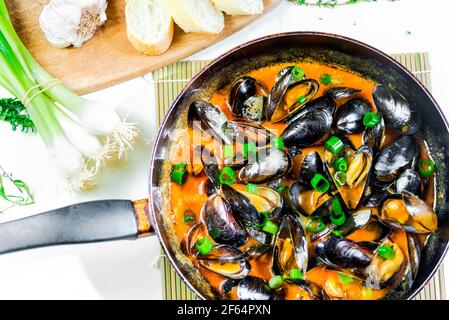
{"left": 0, "top": 199, "right": 153, "bottom": 255}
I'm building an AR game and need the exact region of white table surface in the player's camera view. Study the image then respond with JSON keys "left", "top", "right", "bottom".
{"left": 0, "top": 0, "right": 448, "bottom": 299}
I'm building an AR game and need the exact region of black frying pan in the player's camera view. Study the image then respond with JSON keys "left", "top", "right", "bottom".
{"left": 1, "top": 32, "right": 448, "bottom": 300}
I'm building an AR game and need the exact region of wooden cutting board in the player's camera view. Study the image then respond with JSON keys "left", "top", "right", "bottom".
{"left": 5, "top": 0, "right": 280, "bottom": 94}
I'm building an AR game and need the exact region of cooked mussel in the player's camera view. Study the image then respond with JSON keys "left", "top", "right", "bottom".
{"left": 197, "top": 245, "right": 251, "bottom": 279}
{"left": 238, "top": 186, "right": 283, "bottom": 218}
{"left": 221, "top": 184, "right": 262, "bottom": 225}
{"left": 336, "top": 99, "right": 372, "bottom": 134}
{"left": 297, "top": 151, "right": 325, "bottom": 185}
{"left": 267, "top": 66, "right": 319, "bottom": 123}
{"left": 237, "top": 276, "right": 272, "bottom": 300}
{"left": 223, "top": 120, "right": 275, "bottom": 147}
{"left": 277, "top": 279, "right": 325, "bottom": 300}
{"left": 315, "top": 235, "right": 373, "bottom": 268}
{"left": 229, "top": 76, "right": 268, "bottom": 122}
{"left": 372, "top": 85, "right": 422, "bottom": 135}
{"left": 273, "top": 214, "right": 308, "bottom": 275}
{"left": 379, "top": 191, "right": 438, "bottom": 234}
{"left": 395, "top": 169, "right": 421, "bottom": 195}
{"left": 326, "top": 146, "right": 373, "bottom": 210}
{"left": 362, "top": 116, "right": 385, "bottom": 155}
{"left": 188, "top": 100, "right": 231, "bottom": 144}
{"left": 239, "top": 147, "right": 292, "bottom": 184}
{"left": 181, "top": 223, "right": 209, "bottom": 256}
{"left": 289, "top": 182, "right": 332, "bottom": 217}
{"left": 281, "top": 107, "right": 334, "bottom": 148}
{"left": 326, "top": 87, "right": 361, "bottom": 100}
{"left": 204, "top": 193, "right": 248, "bottom": 247}
{"left": 373, "top": 135, "right": 418, "bottom": 182}
{"left": 339, "top": 209, "right": 372, "bottom": 236}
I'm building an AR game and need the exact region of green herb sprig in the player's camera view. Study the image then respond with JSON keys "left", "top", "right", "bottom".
{"left": 0, "top": 98, "right": 35, "bottom": 133}
{"left": 0, "top": 165, "right": 34, "bottom": 208}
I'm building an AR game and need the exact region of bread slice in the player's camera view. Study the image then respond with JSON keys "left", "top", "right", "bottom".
{"left": 211, "top": 0, "right": 264, "bottom": 15}
{"left": 125, "top": 0, "right": 174, "bottom": 56}
{"left": 163, "top": 0, "right": 224, "bottom": 34}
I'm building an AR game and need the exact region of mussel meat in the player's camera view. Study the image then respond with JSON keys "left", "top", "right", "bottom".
{"left": 238, "top": 186, "right": 283, "bottom": 218}
{"left": 197, "top": 245, "right": 251, "bottom": 279}
{"left": 273, "top": 214, "right": 308, "bottom": 275}
{"left": 379, "top": 191, "right": 438, "bottom": 234}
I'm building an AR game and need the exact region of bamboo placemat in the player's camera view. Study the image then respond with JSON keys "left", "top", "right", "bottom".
{"left": 153, "top": 54, "right": 445, "bottom": 300}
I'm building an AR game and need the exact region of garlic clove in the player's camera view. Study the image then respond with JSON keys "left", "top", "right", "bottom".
{"left": 39, "top": 0, "right": 108, "bottom": 48}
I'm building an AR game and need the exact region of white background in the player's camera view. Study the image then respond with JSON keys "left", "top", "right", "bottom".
{"left": 0, "top": 0, "right": 448, "bottom": 299}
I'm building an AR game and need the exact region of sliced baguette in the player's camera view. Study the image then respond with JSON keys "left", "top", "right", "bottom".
{"left": 125, "top": 0, "right": 174, "bottom": 56}
{"left": 163, "top": 0, "right": 224, "bottom": 34}
{"left": 211, "top": 0, "right": 264, "bottom": 15}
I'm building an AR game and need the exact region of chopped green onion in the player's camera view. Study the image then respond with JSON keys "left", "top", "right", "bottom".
{"left": 257, "top": 212, "right": 270, "bottom": 228}
{"left": 332, "top": 230, "right": 343, "bottom": 237}
{"left": 311, "top": 173, "right": 330, "bottom": 193}
{"left": 325, "top": 136, "right": 344, "bottom": 155}
{"left": 263, "top": 220, "right": 280, "bottom": 235}
{"left": 306, "top": 218, "right": 326, "bottom": 233}
{"left": 290, "top": 268, "right": 304, "bottom": 280}
{"left": 332, "top": 198, "right": 345, "bottom": 216}
{"left": 272, "top": 136, "right": 285, "bottom": 150}
{"left": 297, "top": 96, "right": 307, "bottom": 105}
{"left": 195, "top": 237, "right": 214, "bottom": 255}
{"left": 172, "top": 162, "right": 187, "bottom": 171}
{"left": 338, "top": 273, "right": 354, "bottom": 285}
{"left": 320, "top": 74, "right": 333, "bottom": 85}
{"left": 291, "top": 66, "right": 305, "bottom": 82}
{"left": 418, "top": 159, "right": 435, "bottom": 177}
{"left": 183, "top": 209, "right": 195, "bottom": 223}
{"left": 277, "top": 185, "right": 288, "bottom": 194}
{"left": 363, "top": 112, "right": 381, "bottom": 128}
{"left": 171, "top": 170, "right": 186, "bottom": 185}
{"left": 219, "top": 167, "right": 235, "bottom": 185}
{"left": 331, "top": 213, "right": 346, "bottom": 226}
{"left": 243, "top": 142, "right": 257, "bottom": 159}
{"left": 333, "top": 157, "right": 348, "bottom": 172}
{"left": 269, "top": 275, "right": 284, "bottom": 289}
{"left": 377, "top": 245, "right": 394, "bottom": 260}
{"left": 223, "top": 144, "right": 234, "bottom": 159}
{"left": 334, "top": 171, "right": 347, "bottom": 186}
{"left": 246, "top": 183, "right": 258, "bottom": 194}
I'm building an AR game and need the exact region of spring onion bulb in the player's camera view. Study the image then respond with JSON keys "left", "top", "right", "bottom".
{"left": 0, "top": 0, "right": 139, "bottom": 190}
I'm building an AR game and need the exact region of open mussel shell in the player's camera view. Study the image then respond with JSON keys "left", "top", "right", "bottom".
{"left": 273, "top": 214, "right": 308, "bottom": 275}
{"left": 238, "top": 186, "right": 283, "bottom": 219}
{"left": 372, "top": 85, "right": 422, "bottom": 135}
{"left": 336, "top": 99, "right": 372, "bottom": 134}
{"left": 327, "top": 146, "right": 373, "bottom": 210}
{"left": 237, "top": 276, "right": 272, "bottom": 300}
{"left": 239, "top": 147, "right": 292, "bottom": 184}
{"left": 287, "top": 94, "right": 336, "bottom": 125}
{"left": 373, "top": 135, "right": 418, "bottom": 182}
{"left": 188, "top": 100, "right": 231, "bottom": 144}
{"left": 288, "top": 182, "right": 332, "bottom": 217}
{"left": 362, "top": 116, "right": 385, "bottom": 155}
{"left": 181, "top": 223, "right": 209, "bottom": 256}
{"left": 199, "top": 146, "right": 221, "bottom": 187}
{"left": 315, "top": 235, "right": 373, "bottom": 268}
{"left": 281, "top": 107, "right": 334, "bottom": 148}
{"left": 229, "top": 76, "right": 268, "bottom": 122}
{"left": 275, "top": 279, "right": 326, "bottom": 300}
{"left": 197, "top": 245, "right": 250, "bottom": 279}
{"left": 204, "top": 193, "right": 248, "bottom": 247}
{"left": 221, "top": 184, "right": 262, "bottom": 225}
{"left": 223, "top": 120, "right": 275, "bottom": 147}
{"left": 379, "top": 191, "right": 438, "bottom": 234}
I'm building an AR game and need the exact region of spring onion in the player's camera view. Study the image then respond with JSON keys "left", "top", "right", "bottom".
{"left": 320, "top": 73, "right": 333, "bottom": 85}
{"left": 269, "top": 275, "right": 284, "bottom": 289}
{"left": 363, "top": 112, "right": 381, "bottom": 128}
{"left": 262, "top": 220, "right": 279, "bottom": 235}
{"left": 333, "top": 157, "right": 348, "bottom": 172}
{"left": 297, "top": 96, "right": 307, "bottom": 105}
{"left": 243, "top": 142, "right": 257, "bottom": 159}
{"left": 183, "top": 209, "right": 195, "bottom": 223}
{"left": 223, "top": 144, "right": 234, "bottom": 159}
{"left": 291, "top": 66, "right": 305, "bottom": 82}
{"left": 334, "top": 171, "right": 347, "bottom": 186}
{"left": 290, "top": 268, "right": 304, "bottom": 280}
{"left": 377, "top": 245, "right": 394, "bottom": 260}
{"left": 418, "top": 159, "right": 435, "bottom": 177}
{"left": 195, "top": 237, "right": 213, "bottom": 255}
{"left": 325, "top": 136, "right": 344, "bottom": 154}
{"left": 277, "top": 185, "right": 288, "bottom": 194}
{"left": 0, "top": 1, "right": 139, "bottom": 190}
{"left": 311, "top": 173, "right": 330, "bottom": 193}
{"left": 171, "top": 170, "right": 186, "bottom": 185}
{"left": 306, "top": 218, "right": 326, "bottom": 233}
{"left": 219, "top": 167, "right": 235, "bottom": 185}
{"left": 332, "top": 230, "right": 343, "bottom": 237}
{"left": 246, "top": 183, "right": 258, "bottom": 194}
{"left": 272, "top": 136, "right": 285, "bottom": 150}
{"left": 0, "top": 165, "right": 34, "bottom": 206}
{"left": 338, "top": 272, "right": 354, "bottom": 285}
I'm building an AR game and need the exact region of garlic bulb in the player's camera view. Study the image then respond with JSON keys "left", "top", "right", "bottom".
{"left": 39, "top": 0, "right": 108, "bottom": 48}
